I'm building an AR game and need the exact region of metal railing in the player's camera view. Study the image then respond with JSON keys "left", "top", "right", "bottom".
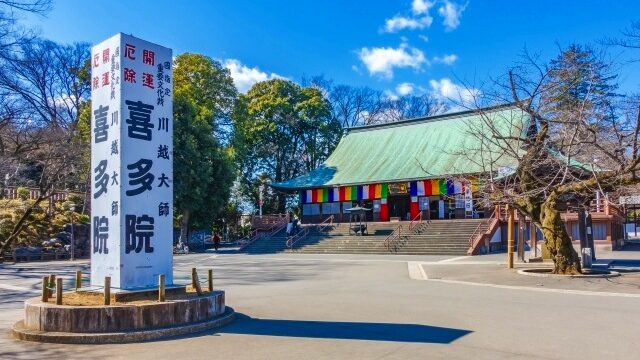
{"left": 317, "top": 215, "right": 334, "bottom": 233}
{"left": 408, "top": 212, "right": 422, "bottom": 232}
{"left": 467, "top": 208, "right": 500, "bottom": 254}
{"left": 237, "top": 229, "right": 263, "bottom": 250}
{"left": 286, "top": 227, "right": 310, "bottom": 249}
{"left": 384, "top": 225, "right": 403, "bottom": 251}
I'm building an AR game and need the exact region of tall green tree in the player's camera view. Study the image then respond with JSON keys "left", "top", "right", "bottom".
{"left": 233, "top": 79, "right": 341, "bottom": 213}
{"left": 173, "top": 54, "right": 237, "bottom": 242}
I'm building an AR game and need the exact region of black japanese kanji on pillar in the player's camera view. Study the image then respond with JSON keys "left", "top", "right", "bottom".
{"left": 93, "top": 105, "right": 109, "bottom": 143}
{"left": 125, "top": 100, "right": 154, "bottom": 141}
{"left": 125, "top": 214, "right": 155, "bottom": 254}
{"left": 126, "top": 158, "right": 154, "bottom": 196}
{"left": 93, "top": 216, "right": 109, "bottom": 254}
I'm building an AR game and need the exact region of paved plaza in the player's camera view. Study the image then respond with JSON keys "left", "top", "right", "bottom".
{"left": 1, "top": 250, "right": 640, "bottom": 359}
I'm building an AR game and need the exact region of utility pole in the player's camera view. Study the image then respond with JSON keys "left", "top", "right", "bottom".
{"left": 258, "top": 184, "right": 264, "bottom": 217}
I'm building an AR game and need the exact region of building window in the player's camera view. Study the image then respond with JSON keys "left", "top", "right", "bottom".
{"left": 419, "top": 196, "right": 429, "bottom": 211}
{"left": 303, "top": 204, "right": 320, "bottom": 216}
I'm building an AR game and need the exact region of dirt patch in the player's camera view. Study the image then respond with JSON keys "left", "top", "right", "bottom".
{"left": 45, "top": 286, "right": 215, "bottom": 306}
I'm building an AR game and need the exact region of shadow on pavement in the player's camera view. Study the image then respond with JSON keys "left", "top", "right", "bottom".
{"left": 216, "top": 313, "right": 472, "bottom": 344}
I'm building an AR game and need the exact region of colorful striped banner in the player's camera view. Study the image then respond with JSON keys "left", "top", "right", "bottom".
{"left": 300, "top": 179, "right": 487, "bottom": 204}
{"left": 409, "top": 181, "right": 418, "bottom": 196}
{"left": 439, "top": 179, "right": 447, "bottom": 195}
{"left": 344, "top": 186, "right": 351, "bottom": 201}
{"left": 454, "top": 181, "right": 463, "bottom": 194}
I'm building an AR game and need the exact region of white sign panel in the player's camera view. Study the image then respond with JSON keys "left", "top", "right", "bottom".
{"left": 464, "top": 186, "right": 473, "bottom": 212}
{"left": 91, "top": 33, "right": 173, "bottom": 290}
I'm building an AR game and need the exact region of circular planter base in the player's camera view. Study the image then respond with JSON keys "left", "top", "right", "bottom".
{"left": 12, "top": 306, "right": 235, "bottom": 344}
{"left": 517, "top": 268, "right": 620, "bottom": 278}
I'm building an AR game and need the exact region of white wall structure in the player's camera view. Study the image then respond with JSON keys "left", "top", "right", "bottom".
{"left": 90, "top": 33, "right": 173, "bottom": 290}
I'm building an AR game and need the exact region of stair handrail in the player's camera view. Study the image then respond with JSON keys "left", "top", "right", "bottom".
{"left": 467, "top": 208, "right": 500, "bottom": 255}
{"left": 286, "top": 226, "right": 310, "bottom": 249}
{"left": 317, "top": 215, "right": 334, "bottom": 233}
{"left": 384, "top": 225, "right": 403, "bottom": 251}
{"left": 408, "top": 212, "right": 423, "bottom": 232}
{"left": 268, "top": 217, "right": 289, "bottom": 237}
{"left": 238, "top": 229, "right": 264, "bottom": 250}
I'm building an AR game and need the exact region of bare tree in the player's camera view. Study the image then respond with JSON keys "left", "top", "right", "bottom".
{"left": 305, "top": 75, "right": 447, "bottom": 128}
{"left": 0, "top": 38, "right": 89, "bottom": 260}
{"left": 465, "top": 45, "right": 637, "bottom": 274}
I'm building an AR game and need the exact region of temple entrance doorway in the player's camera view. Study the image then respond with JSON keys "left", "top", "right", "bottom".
{"left": 388, "top": 195, "right": 410, "bottom": 220}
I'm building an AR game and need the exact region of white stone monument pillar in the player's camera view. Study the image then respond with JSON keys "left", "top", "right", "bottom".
{"left": 90, "top": 33, "right": 173, "bottom": 290}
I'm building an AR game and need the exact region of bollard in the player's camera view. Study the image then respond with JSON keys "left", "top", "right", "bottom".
{"left": 191, "top": 268, "right": 203, "bottom": 296}
{"left": 208, "top": 269, "right": 213, "bottom": 292}
{"left": 41, "top": 276, "right": 49, "bottom": 302}
{"left": 75, "top": 270, "right": 82, "bottom": 290}
{"left": 47, "top": 275, "right": 56, "bottom": 298}
{"left": 158, "top": 274, "right": 166, "bottom": 302}
{"left": 55, "top": 278, "right": 63, "bottom": 305}
{"left": 104, "top": 277, "right": 111, "bottom": 305}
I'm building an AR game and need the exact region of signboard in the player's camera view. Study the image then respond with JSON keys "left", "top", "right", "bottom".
{"left": 388, "top": 182, "right": 408, "bottom": 195}
{"left": 464, "top": 187, "right": 473, "bottom": 212}
{"left": 90, "top": 33, "right": 173, "bottom": 290}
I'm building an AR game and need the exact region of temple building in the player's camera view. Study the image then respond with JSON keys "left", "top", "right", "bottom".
{"left": 272, "top": 105, "right": 525, "bottom": 223}
{"left": 270, "top": 104, "right": 625, "bottom": 251}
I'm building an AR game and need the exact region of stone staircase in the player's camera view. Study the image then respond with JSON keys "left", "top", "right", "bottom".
{"left": 241, "top": 219, "right": 486, "bottom": 255}
{"left": 241, "top": 228, "right": 288, "bottom": 254}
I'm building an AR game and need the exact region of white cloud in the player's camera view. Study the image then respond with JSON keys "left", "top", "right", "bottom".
{"left": 429, "top": 78, "right": 479, "bottom": 106}
{"left": 383, "top": 15, "right": 433, "bottom": 33}
{"left": 223, "top": 59, "right": 283, "bottom": 93}
{"left": 358, "top": 43, "right": 427, "bottom": 78}
{"left": 412, "top": 0, "right": 435, "bottom": 14}
{"left": 418, "top": 35, "right": 429, "bottom": 42}
{"left": 395, "top": 82, "right": 415, "bottom": 96}
{"left": 438, "top": 0, "right": 467, "bottom": 31}
{"left": 433, "top": 54, "right": 458, "bottom": 65}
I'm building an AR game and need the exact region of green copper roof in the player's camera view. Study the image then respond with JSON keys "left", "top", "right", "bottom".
{"left": 272, "top": 105, "right": 530, "bottom": 190}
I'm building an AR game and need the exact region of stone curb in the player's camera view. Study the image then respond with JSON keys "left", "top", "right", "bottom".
{"left": 11, "top": 306, "right": 236, "bottom": 344}
{"left": 517, "top": 269, "right": 620, "bottom": 278}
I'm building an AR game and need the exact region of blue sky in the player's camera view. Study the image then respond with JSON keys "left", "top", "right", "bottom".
{"left": 23, "top": 0, "right": 640, "bottom": 101}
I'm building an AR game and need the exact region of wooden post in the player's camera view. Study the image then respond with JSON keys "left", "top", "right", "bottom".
{"left": 47, "top": 275, "right": 56, "bottom": 298}
{"left": 507, "top": 205, "right": 514, "bottom": 269}
{"left": 55, "top": 278, "right": 63, "bottom": 305}
{"left": 191, "top": 268, "right": 203, "bottom": 296}
{"left": 517, "top": 213, "right": 525, "bottom": 261}
{"left": 41, "top": 276, "right": 49, "bottom": 302}
{"left": 104, "top": 277, "right": 111, "bottom": 305}
{"left": 158, "top": 274, "right": 166, "bottom": 302}
{"left": 208, "top": 269, "right": 213, "bottom": 292}
{"left": 75, "top": 271, "right": 82, "bottom": 290}
{"left": 530, "top": 221, "right": 538, "bottom": 258}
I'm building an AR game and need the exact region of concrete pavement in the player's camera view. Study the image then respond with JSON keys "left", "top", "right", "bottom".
{"left": 1, "top": 251, "right": 639, "bottom": 359}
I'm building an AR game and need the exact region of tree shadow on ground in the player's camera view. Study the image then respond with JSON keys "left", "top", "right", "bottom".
{"left": 212, "top": 313, "right": 472, "bottom": 344}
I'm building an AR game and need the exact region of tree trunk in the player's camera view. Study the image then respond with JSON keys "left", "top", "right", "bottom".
{"left": 179, "top": 209, "right": 191, "bottom": 246}
{"left": 540, "top": 200, "right": 582, "bottom": 274}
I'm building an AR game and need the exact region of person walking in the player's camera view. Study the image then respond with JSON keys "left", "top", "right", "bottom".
{"left": 213, "top": 233, "right": 221, "bottom": 251}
